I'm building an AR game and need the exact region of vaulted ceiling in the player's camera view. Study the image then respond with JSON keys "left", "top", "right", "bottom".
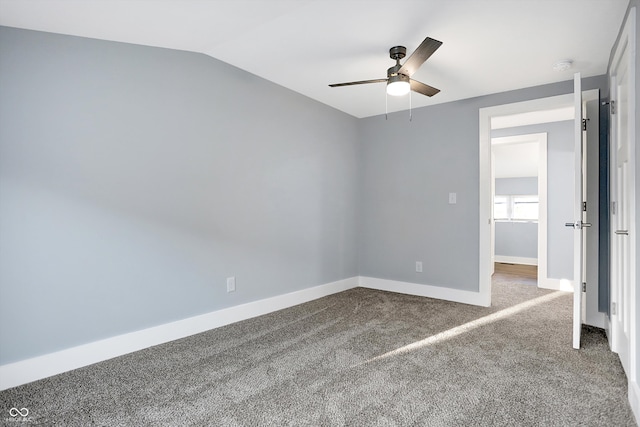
{"left": 0, "top": 0, "right": 629, "bottom": 117}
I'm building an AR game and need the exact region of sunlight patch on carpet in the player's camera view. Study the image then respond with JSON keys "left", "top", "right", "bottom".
{"left": 363, "top": 291, "right": 566, "bottom": 364}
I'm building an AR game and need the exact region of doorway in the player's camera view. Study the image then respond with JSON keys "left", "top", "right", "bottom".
{"left": 479, "top": 89, "right": 600, "bottom": 308}
{"left": 491, "top": 133, "right": 544, "bottom": 288}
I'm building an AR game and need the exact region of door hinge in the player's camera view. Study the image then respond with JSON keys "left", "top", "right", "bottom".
{"left": 582, "top": 201, "right": 587, "bottom": 212}
{"left": 611, "top": 100, "right": 616, "bottom": 114}
{"left": 612, "top": 302, "right": 617, "bottom": 315}
{"left": 582, "top": 282, "right": 587, "bottom": 292}
{"left": 582, "top": 118, "right": 588, "bottom": 131}
{"left": 612, "top": 201, "right": 617, "bottom": 215}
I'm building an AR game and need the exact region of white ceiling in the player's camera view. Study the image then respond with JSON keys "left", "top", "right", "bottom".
{"left": 0, "top": 0, "right": 629, "bottom": 118}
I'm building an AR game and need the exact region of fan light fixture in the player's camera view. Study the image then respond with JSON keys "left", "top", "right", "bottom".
{"left": 387, "top": 74, "right": 410, "bottom": 96}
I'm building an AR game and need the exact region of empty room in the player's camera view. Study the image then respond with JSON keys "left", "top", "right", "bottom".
{"left": 0, "top": 1, "right": 638, "bottom": 425}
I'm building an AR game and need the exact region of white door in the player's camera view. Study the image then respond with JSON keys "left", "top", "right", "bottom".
{"left": 570, "top": 73, "right": 584, "bottom": 350}
{"left": 610, "top": 13, "right": 635, "bottom": 375}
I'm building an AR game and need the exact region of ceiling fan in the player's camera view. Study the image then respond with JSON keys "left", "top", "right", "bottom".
{"left": 329, "top": 36, "right": 443, "bottom": 97}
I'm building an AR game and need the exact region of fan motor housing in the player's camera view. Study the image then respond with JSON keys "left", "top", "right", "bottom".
{"left": 387, "top": 64, "right": 408, "bottom": 80}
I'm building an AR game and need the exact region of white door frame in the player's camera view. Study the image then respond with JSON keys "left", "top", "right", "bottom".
{"left": 572, "top": 73, "right": 584, "bottom": 349}
{"left": 479, "top": 90, "right": 599, "bottom": 306}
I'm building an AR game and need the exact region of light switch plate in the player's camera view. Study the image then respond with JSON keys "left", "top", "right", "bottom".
{"left": 449, "top": 192, "right": 457, "bottom": 204}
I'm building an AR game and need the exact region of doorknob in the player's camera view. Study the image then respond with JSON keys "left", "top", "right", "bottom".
{"left": 615, "top": 230, "right": 629, "bottom": 235}
{"left": 565, "top": 221, "right": 592, "bottom": 229}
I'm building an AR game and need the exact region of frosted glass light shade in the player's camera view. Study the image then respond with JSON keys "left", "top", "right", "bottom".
{"left": 386, "top": 78, "right": 410, "bottom": 96}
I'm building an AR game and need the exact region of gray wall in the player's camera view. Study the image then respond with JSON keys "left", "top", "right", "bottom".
{"left": 495, "top": 222, "right": 538, "bottom": 259}
{"left": 358, "top": 77, "right": 605, "bottom": 291}
{"left": 0, "top": 27, "right": 360, "bottom": 364}
{"left": 492, "top": 121, "right": 575, "bottom": 280}
{"left": 494, "top": 177, "right": 538, "bottom": 260}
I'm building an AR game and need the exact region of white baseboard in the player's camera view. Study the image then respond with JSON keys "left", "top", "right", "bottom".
{"left": 630, "top": 380, "right": 640, "bottom": 427}
{"left": 0, "top": 276, "right": 358, "bottom": 391}
{"left": 494, "top": 255, "right": 538, "bottom": 266}
{"left": 358, "top": 276, "right": 487, "bottom": 307}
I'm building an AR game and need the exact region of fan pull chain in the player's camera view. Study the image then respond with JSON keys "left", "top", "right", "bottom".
{"left": 385, "top": 89, "right": 388, "bottom": 120}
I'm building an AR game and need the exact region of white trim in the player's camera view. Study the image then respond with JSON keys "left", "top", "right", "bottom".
{"left": 605, "top": 312, "right": 613, "bottom": 348}
{"left": 479, "top": 106, "right": 493, "bottom": 307}
{"left": 358, "top": 276, "right": 487, "bottom": 307}
{"left": 627, "top": 6, "right": 637, "bottom": 400}
{"left": 494, "top": 256, "right": 538, "bottom": 266}
{"left": 572, "top": 73, "right": 583, "bottom": 350}
{"left": 630, "top": 379, "right": 640, "bottom": 426}
{"left": 0, "top": 276, "right": 358, "bottom": 391}
{"left": 491, "top": 106, "right": 575, "bottom": 129}
{"left": 536, "top": 132, "right": 552, "bottom": 290}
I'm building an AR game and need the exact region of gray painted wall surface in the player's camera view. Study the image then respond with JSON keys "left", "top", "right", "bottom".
{"left": 495, "top": 222, "right": 538, "bottom": 259}
{"left": 0, "top": 27, "right": 359, "bottom": 364}
{"left": 492, "top": 121, "right": 575, "bottom": 280}
{"left": 494, "top": 177, "right": 538, "bottom": 260}
{"left": 358, "top": 76, "right": 605, "bottom": 292}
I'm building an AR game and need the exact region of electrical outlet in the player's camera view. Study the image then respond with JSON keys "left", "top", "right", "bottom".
{"left": 416, "top": 261, "right": 423, "bottom": 273}
{"left": 226, "top": 277, "right": 236, "bottom": 293}
{"left": 448, "top": 192, "right": 457, "bottom": 204}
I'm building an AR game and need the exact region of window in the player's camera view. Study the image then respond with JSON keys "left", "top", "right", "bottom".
{"left": 493, "top": 196, "right": 509, "bottom": 220}
{"left": 494, "top": 195, "right": 538, "bottom": 222}
{"left": 512, "top": 195, "right": 538, "bottom": 220}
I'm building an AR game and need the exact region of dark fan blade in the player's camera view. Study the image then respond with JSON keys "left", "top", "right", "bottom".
{"left": 329, "top": 78, "right": 387, "bottom": 87}
{"left": 410, "top": 79, "right": 440, "bottom": 97}
{"left": 398, "top": 37, "right": 442, "bottom": 77}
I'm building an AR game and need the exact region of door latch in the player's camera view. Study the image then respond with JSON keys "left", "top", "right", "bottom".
{"left": 565, "top": 221, "right": 591, "bottom": 229}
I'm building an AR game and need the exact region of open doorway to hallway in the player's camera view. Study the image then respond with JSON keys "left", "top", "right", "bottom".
{"left": 491, "top": 133, "right": 542, "bottom": 287}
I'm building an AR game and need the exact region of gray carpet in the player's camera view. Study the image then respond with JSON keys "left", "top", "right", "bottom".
{"left": 1, "top": 279, "right": 636, "bottom": 426}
